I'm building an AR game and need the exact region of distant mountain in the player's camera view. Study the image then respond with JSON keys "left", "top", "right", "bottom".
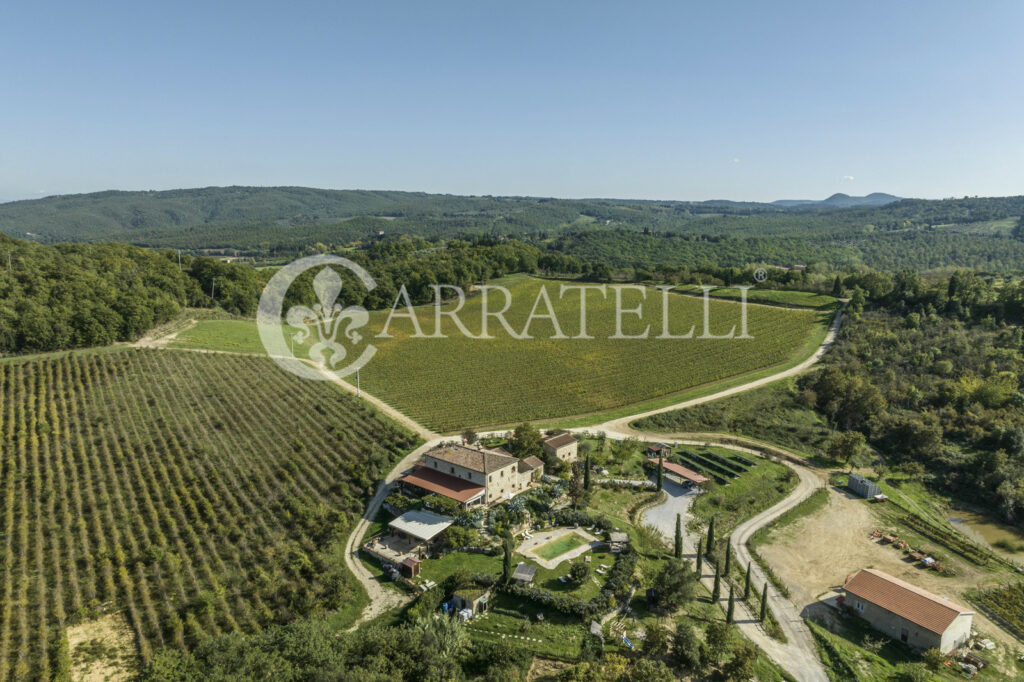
{"left": 773, "top": 192, "right": 901, "bottom": 208}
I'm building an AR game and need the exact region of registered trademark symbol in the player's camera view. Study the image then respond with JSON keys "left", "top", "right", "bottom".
{"left": 753, "top": 268, "right": 768, "bottom": 282}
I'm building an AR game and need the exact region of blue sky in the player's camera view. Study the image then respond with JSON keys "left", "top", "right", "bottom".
{"left": 1, "top": 1, "right": 1021, "bottom": 202}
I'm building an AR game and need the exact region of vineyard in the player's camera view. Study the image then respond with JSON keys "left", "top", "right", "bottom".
{"left": 0, "top": 349, "right": 417, "bottom": 680}
{"left": 971, "top": 582, "right": 1024, "bottom": 641}
{"left": 361, "top": 276, "right": 829, "bottom": 431}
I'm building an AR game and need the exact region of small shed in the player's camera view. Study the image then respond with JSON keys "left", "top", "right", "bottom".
{"left": 400, "top": 556, "right": 421, "bottom": 578}
{"left": 849, "top": 473, "right": 881, "bottom": 499}
{"left": 452, "top": 587, "right": 490, "bottom": 616}
{"left": 608, "top": 531, "right": 630, "bottom": 553}
{"left": 646, "top": 444, "right": 670, "bottom": 457}
{"left": 512, "top": 562, "right": 537, "bottom": 585}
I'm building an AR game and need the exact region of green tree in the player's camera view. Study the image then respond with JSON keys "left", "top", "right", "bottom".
{"left": 723, "top": 538, "right": 732, "bottom": 574}
{"left": 671, "top": 621, "right": 701, "bottom": 670}
{"left": 501, "top": 532, "right": 514, "bottom": 583}
{"left": 828, "top": 430, "right": 870, "bottom": 471}
{"left": 832, "top": 275, "right": 844, "bottom": 297}
{"left": 704, "top": 620, "right": 734, "bottom": 664}
{"left": 657, "top": 454, "right": 664, "bottom": 492}
{"left": 706, "top": 516, "right": 716, "bottom": 556}
{"left": 711, "top": 563, "right": 721, "bottom": 603}
{"left": 674, "top": 514, "right": 682, "bottom": 559}
{"left": 722, "top": 641, "right": 758, "bottom": 681}
{"left": 653, "top": 559, "right": 698, "bottom": 613}
{"left": 726, "top": 584, "right": 735, "bottom": 624}
{"left": 743, "top": 562, "right": 751, "bottom": 600}
{"left": 569, "top": 561, "right": 591, "bottom": 585}
{"left": 584, "top": 455, "right": 592, "bottom": 490}
{"left": 463, "top": 428, "right": 478, "bottom": 444}
{"left": 759, "top": 583, "right": 768, "bottom": 621}
{"left": 509, "top": 423, "right": 543, "bottom": 459}
{"left": 642, "top": 622, "right": 669, "bottom": 657}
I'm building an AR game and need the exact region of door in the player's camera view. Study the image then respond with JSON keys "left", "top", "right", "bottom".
{"left": 900, "top": 628, "right": 909, "bottom": 643}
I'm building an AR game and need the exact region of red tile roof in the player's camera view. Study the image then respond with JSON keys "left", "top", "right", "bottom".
{"left": 843, "top": 569, "right": 973, "bottom": 634}
{"left": 649, "top": 458, "right": 710, "bottom": 484}
{"left": 399, "top": 466, "right": 485, "bottom": 503}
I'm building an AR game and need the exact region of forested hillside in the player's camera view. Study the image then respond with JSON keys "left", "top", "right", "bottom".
{"left": 2, "top": 186, "right": 1022, "bottom": 272}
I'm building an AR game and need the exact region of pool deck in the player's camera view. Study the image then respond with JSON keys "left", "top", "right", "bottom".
{"left": 517, "top": 527, "right": 601, "bottom": 569}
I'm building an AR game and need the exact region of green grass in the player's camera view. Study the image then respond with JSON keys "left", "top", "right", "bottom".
{"left": 171, "top": 275, "right": 828, "bottom": 432}
{"left": 172, "top": 319, "right": 313, "bottom": 355}
{"left": 532, "top": 532, "right": 588, "bottom": 560}
{"left": 675, "top": 285, "right": 840, "bottom": 310}
{"left": 418, "top": 551, "right": 501, "bottom": 583}
{"left": 633, "top": 379, "right": 832, "bottom": 459}
{"left": 465, "top": 593, "right": 585, "bottom": 660}
{"left": 688, "top": 447, "right": 797, "bottom": 535}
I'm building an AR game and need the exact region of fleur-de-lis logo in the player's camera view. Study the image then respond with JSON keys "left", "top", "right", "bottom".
{"left": 257, "top": 255, "right": 377, "bottom": 381}
{"left": 285, "top": 268, "right": 369, "bottom": 369}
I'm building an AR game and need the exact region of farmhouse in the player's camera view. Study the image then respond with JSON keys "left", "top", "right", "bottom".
{"left": 848, "top": 473, "right": 882, "bottom": 498}
{"left": 399, "top": 444, "right": 542, "bottom": 507}
{"left": 363, "top": 509, "right": 453, "bottom": 570}
{"left": 842, "top": 568, "right": 973, "bottom": 653}
{"left": 542, "top": 432, "right": 578, "bottom": 462}
{"left": 649, "top": 458, "right": 710, "bottom": 486}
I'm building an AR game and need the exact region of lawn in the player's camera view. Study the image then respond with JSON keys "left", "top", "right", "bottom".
{"left": 464, "top": 593, "right": 586, "bottom": 660}
{"left": 687, "top": 446, "right": 797, "bottom": 535}
{"left": 533, "top": 532, "right": 588, "bottom": 560}
{"left": 418, "top": 551, "right": 501, "bottom": 583}
{"left": 172, "top": 275, "right": 829, "bottom": 432}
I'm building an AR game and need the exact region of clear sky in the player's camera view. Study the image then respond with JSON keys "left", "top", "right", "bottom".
{"left": 1, "top": 1, "right": 1022, "bottom": 203}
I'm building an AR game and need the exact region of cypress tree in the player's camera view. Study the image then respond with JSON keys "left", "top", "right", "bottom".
{"left": 706, "top": 516, "right": 716, "bottom": 557}
{"left": 584, "top": 455, "right": 591, "bottom": 490}
{"left": 712, "top": 563, "right": 721, "bottom": 603}
{"left": 743, "top": 562, "right": 752, "bottom": 600}
{"left": 502, "top": 533, "right": 514, "bottom": 583}
{"left": 674, "top": 513, "right": 683, "bottom": 559}
{"left": 724, "top": 538, "right": 732, "bottom": 575}
{"left": 696, "top": 534, "right": 704, "bottom": 575}
{"left": 727, "top": 585, "right": 735, "bottom": 624}
{"left": 760, "top": 583, "right": 769, "bottom": 621}
{"left": 657, "top": 454, "right": 664, "bottom": 492}
{"left": 832, "top": 275, "right": 843, "bottom": 297}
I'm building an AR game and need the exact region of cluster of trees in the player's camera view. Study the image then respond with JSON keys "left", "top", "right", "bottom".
{"left": 799, "top": 269, "right": 1024, "bottom": 524}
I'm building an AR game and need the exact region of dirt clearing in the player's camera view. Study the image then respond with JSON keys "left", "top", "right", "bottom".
{"left": 758, "top": 487, "right": 1021, "bottom": 651}
{"left": 66, "top": 613, "right": 136, "bottom": 682}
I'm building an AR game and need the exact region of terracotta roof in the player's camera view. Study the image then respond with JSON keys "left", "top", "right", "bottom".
{"left": 399, "top": 466, "right": 485, "bottom": 503}
{"left": 427, "top": 445, "right": 517, "bottom": 474}
{"left": 518, "top": 456, "right": 544, "bottom": 473}
{"left": 543, "top": 433, "right": 578, "bottom": 449}
{"left": 843, "top": 569, "right": 973, "bottom": 634}
{"left": 649, "top": 458, "right": 710, "bottom": 484}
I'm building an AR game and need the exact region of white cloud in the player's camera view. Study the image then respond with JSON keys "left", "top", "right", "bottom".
{"left": 841, "top": 175, "right": 855, "bottom": 182}
{"left": 731, "top": 157, "right": 740, "bottom": 164}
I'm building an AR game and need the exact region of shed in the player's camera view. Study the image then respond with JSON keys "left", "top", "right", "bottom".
{"left": 400, "top": 556, "right": 421, "bottom": 578}
{"left": 452, "top": 587, "right": 490, "bottom": 616}
{"left": 849, "top": 474, "right": 881, "bottom": 498}
{"left": 388, "top": 509, "right": 454, "bottom": 544}
{"left": 512, "top": 562, "right": 537, "bottom": 585}
{"left": 608, "top": 531, "right": 630, "bottom": 553}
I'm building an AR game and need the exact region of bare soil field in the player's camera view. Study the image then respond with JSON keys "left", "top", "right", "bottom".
{"left": 66, "top": 613, "right": 136, "bottom": 682}
{"left": 758, "top": 488, "right": 1021, "bottom": 652}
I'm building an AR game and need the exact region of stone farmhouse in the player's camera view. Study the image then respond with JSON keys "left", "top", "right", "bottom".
{"left": 398, "top": 444, "right": 544, "bottom": 508}
{"left": 542, "top": 432, "right": 578, "bottom": 463}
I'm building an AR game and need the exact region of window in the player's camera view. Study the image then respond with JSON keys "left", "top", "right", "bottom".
{"left": 854, "top": 600, "right": 865, "bottom": 613}
{"left": 451, "top": 466, "right": 455, "bottom": 474}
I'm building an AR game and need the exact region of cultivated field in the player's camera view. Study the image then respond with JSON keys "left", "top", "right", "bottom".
{"left": 0, "top": 349, "right": 417, "bottom": 680}
{"left": 172, "top": 276, "right": 829, "bottom": 431}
